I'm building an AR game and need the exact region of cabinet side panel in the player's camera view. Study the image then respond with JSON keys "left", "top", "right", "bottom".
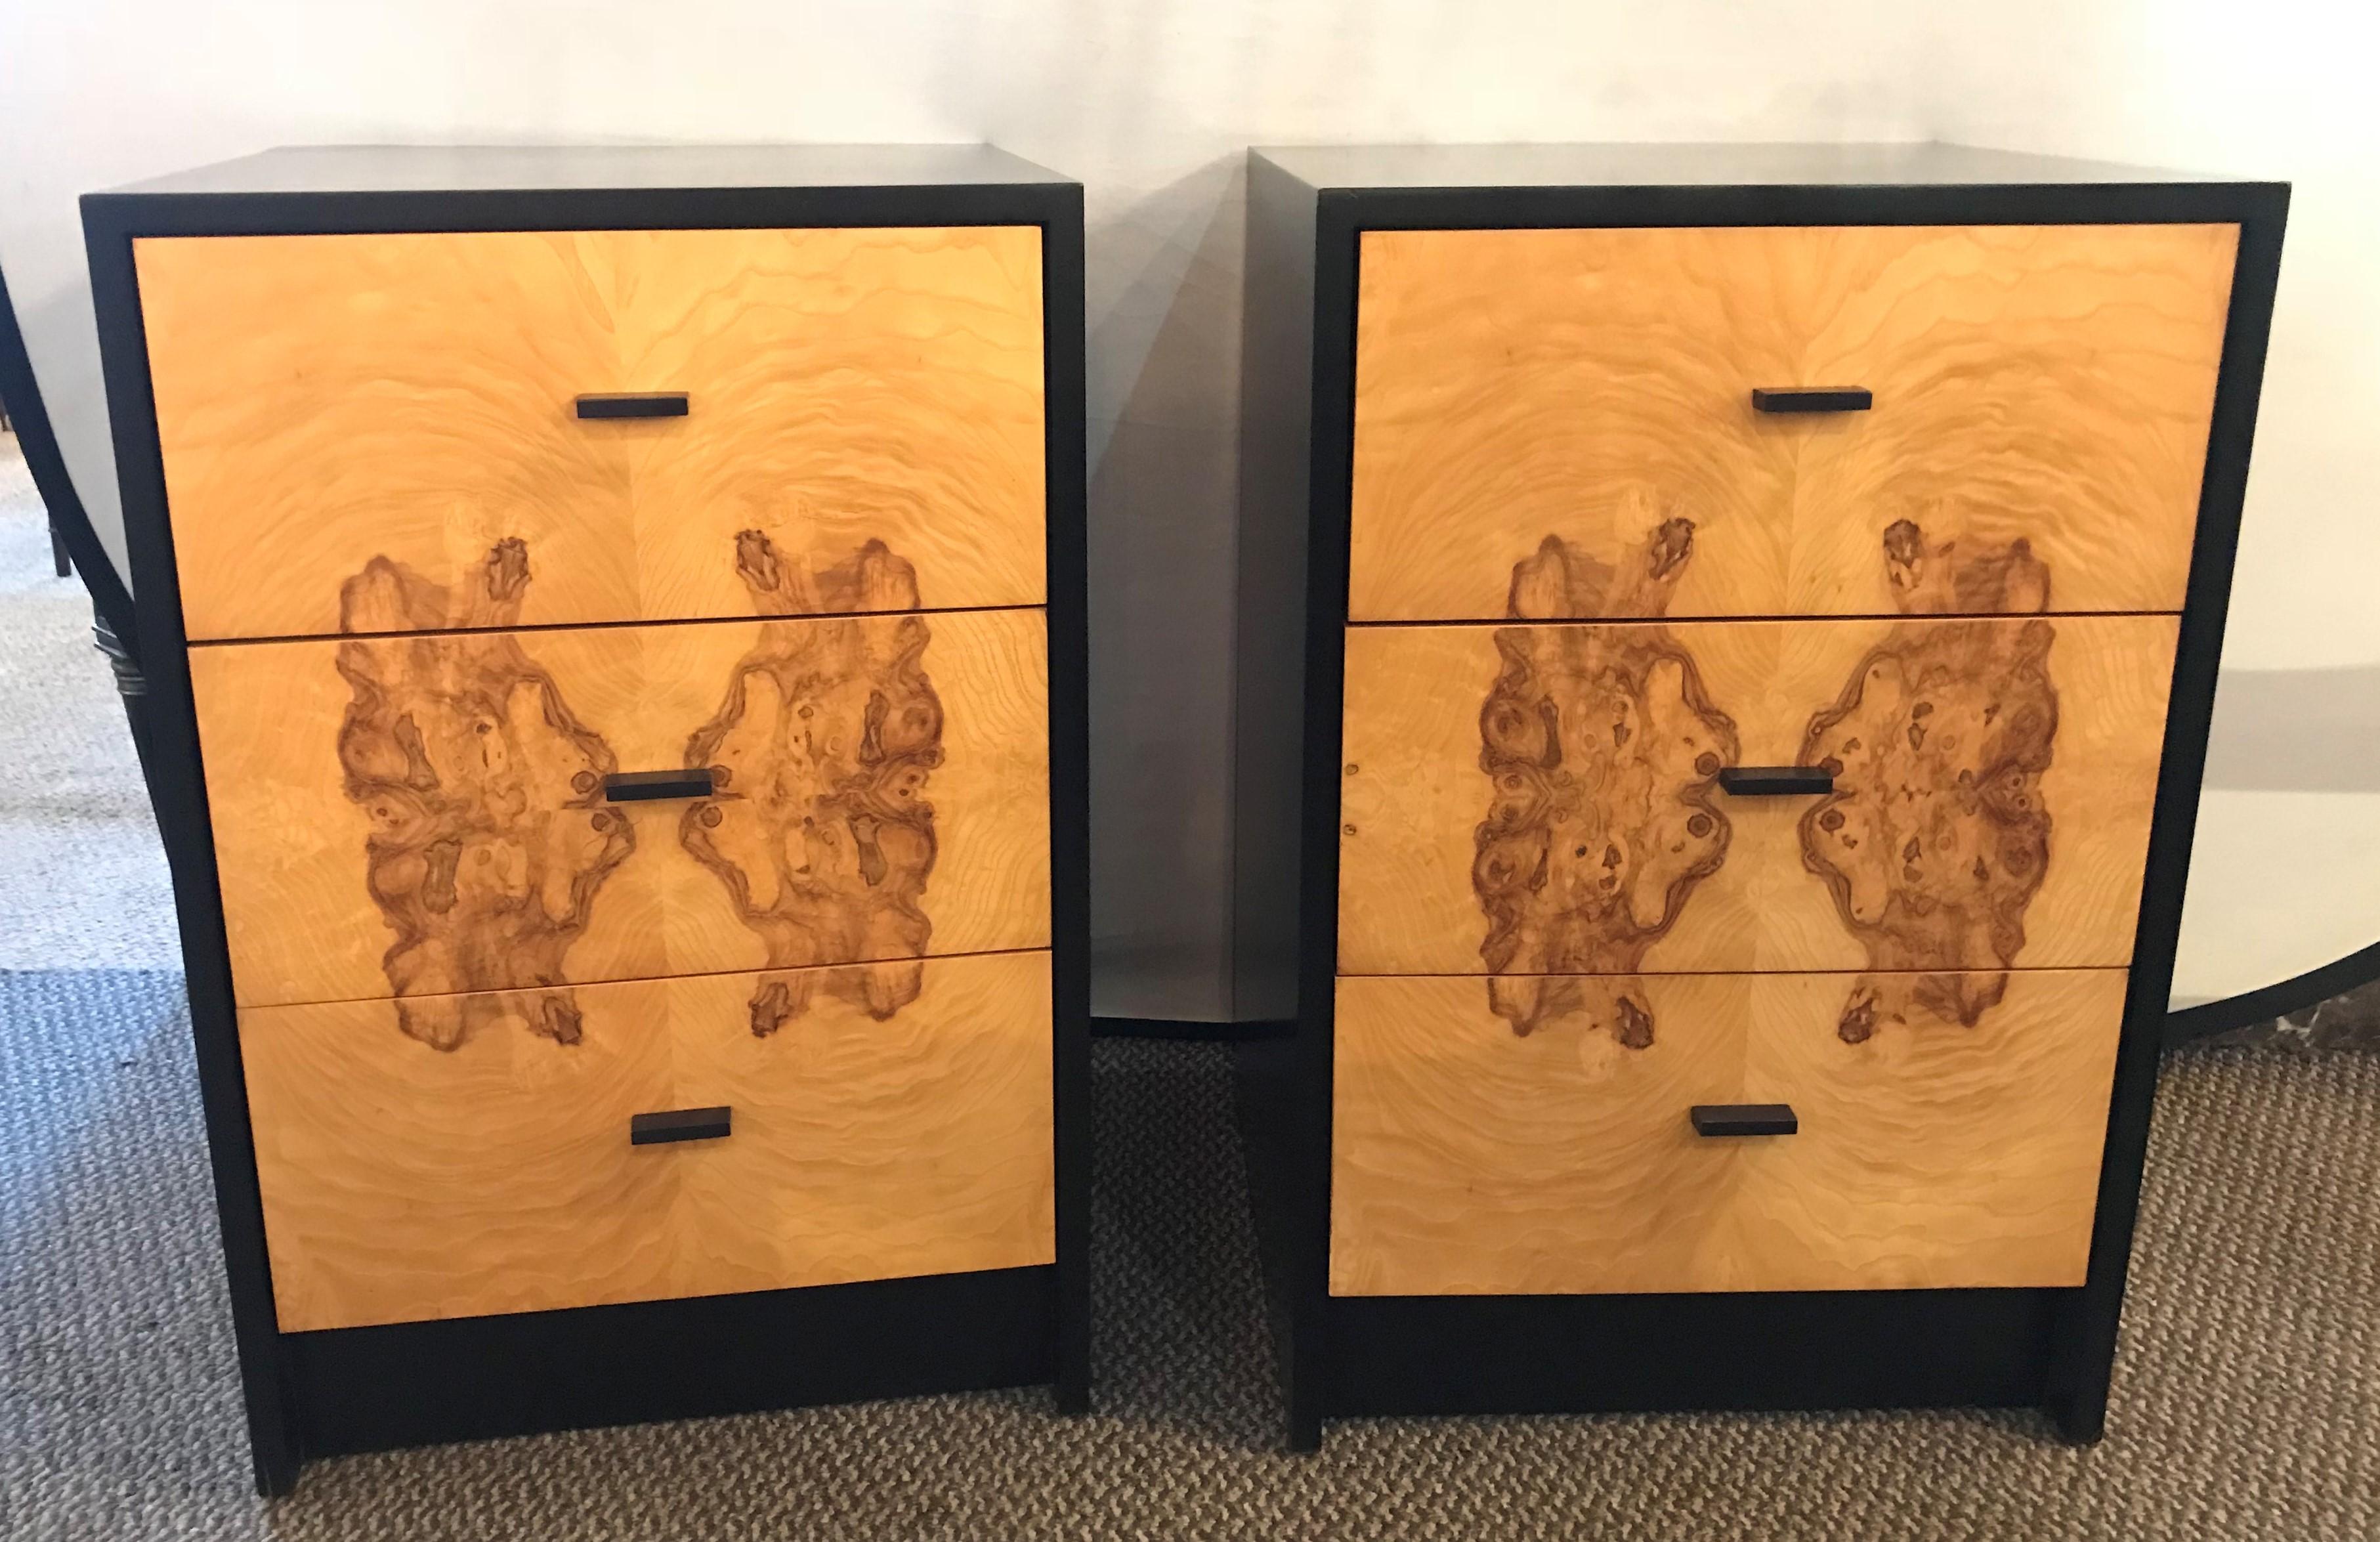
{"left": 84, "top": 201, "right": 303, "bottom": 1495}
{"left": 1229, "top": 158, "right": 1321, "bottom": 1019}
{"left": 2049, "top": 188, "right": 2289, "bottom": 1442}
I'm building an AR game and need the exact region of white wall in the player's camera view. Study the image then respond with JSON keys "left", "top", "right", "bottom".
{"left": 4, "top": 0, "right": 2374, "bottom": 1016}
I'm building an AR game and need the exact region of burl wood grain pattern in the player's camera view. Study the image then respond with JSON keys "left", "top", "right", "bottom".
{"left": 1796, "top": 527, "right": 2064, "bottom": 1035}
{"left": 1338, "top": 613, "right": 2177, "bottom": 975}
{"left": 1474, "top": 530, "right": 1735, "bottom": 1044}
{"left": 241, "top": 951, "right": 1055, "bottom": 1331}
{"left": 1330, "top": 968, "right": 2128, "bottom": 1296}
{"left": 1347, "top": 223, "right": 2236, "bottom": 621}
{"left": 683, "top": 532, "right": 945, "bottom": 1025}
{"left": 333, "top": 544, "right": 631, "bottom": 1049}
{"left": 135, "top": 226, "right": 1046, "bottom": 640}
{"left": 190, "top": 605, "right": 1050, "bottom": 1010}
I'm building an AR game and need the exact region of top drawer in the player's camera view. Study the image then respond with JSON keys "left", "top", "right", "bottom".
{"left": 1348, "top": 224, "right": 2238, "bottom": 622}
{"left": 135, "top": 226, "right": 1047, "bottom": 641}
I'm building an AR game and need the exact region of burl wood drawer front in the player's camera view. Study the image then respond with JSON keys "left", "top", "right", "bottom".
{"left": 188, "top": 605, "right": 1050, "bottom": 1012}
{"left": 1330, "top": 968, "right": 2127, "bottom": 1296}
{"left": 242, "top": 950, "right": 1055, "bottom": 1331}
{"left": 1338, "top": 614, "right": 2178, "bottom": 983}
{"left": 1348, "top": 224, "right": 2237, "bottom": 622}
{"left": 135, "top": 226, "right": 1047, "bottom": 641}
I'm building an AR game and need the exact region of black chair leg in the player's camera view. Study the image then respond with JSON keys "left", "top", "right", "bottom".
{"left": 52, "top": 519, "right": 72, "bottom": 578}
{"left": 91, "top": 616, "right": 159, "bottom": 796}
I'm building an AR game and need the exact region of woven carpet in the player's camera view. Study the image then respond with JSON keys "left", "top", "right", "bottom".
{"left": 0, "top": 970, "right": 2374, "bottom": 1539}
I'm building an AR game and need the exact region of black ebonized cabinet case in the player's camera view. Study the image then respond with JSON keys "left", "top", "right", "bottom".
{"left": 84, "top": 144, "right": 1089, "bottom": 1493}
{"left": 1230, "top": 143, "right": 2285, "bottom": 1449}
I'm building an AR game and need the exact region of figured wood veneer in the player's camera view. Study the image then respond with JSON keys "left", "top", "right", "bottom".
{"left": 1329, "top": 968, "right": 2128, "bottom": 1296}
{"left": 1472, "top": 617, "right": 1736, "bottom": 1042}
{"left": 241, "top": 950, "right": 1055, "bottom": 1331}
{"left": 683, "top": 530, "right": 946, "bottom": 1025}
{"left": 135, "top": 226, "right": 1048, "bottom": 640}
{"left": 1338, "top": 613, "right": 2177, "bottom": 980}
{"left": 189, "top": 605, "right": 1051, "bottom": 1011}
{"left": 1348, "top": 223, "right": 2238, "bottom": 621}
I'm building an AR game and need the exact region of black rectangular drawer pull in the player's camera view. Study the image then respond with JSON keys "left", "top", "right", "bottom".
{"left": 1751, "top": 387, "right": 1873, "bottom": 414}
{"left": 1690, "top": 1103, "right": 1798, "bottom": 1138}
{"left": 1716, "top": 765, "right": 1833, "bottom": 797}
{"left": 603, "top": 768, "right": 715, "bottom": 803}
{"left": 630, "top": 1107, "right": 732, "bottom": 1146}
{"left": 574, "top": 392, "right": 690, "bottom": 419}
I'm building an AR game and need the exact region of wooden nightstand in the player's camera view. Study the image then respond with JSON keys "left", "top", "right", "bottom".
{"left": 84, "top": 144, "right": 1089, "bottom": 1493}
{"left": 1229, "top": 143, "right": 2285, "bottom": 1450}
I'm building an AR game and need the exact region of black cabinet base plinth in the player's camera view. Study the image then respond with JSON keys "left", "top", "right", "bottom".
{"left": 279, "top": 1266, "right": 1058, "bottom": 1482}
{"left": 1323, "top": 1287, "right": 2062, "bottom": 1423}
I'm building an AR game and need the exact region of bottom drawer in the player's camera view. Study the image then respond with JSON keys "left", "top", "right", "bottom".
{"left": 242, "top": 951, "right": 1054, "bottom": 1332}
{"left": 1331, "top": 969, "right": 2127, "bottom": 1297}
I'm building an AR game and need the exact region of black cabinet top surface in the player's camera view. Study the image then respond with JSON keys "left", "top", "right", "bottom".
{"left": 98, "top": 142, "right": 1073, "bottom": 198}
{"left": 1252, "top": 141, "right": 2279, "bottom": 192}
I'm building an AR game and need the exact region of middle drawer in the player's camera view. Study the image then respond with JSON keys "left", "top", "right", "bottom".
{"left": 1340, "top": 613, "right": 2178, "bottom": 976}
{"left": 189, "top": 606, "right": 1050, "bottom": 1010}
